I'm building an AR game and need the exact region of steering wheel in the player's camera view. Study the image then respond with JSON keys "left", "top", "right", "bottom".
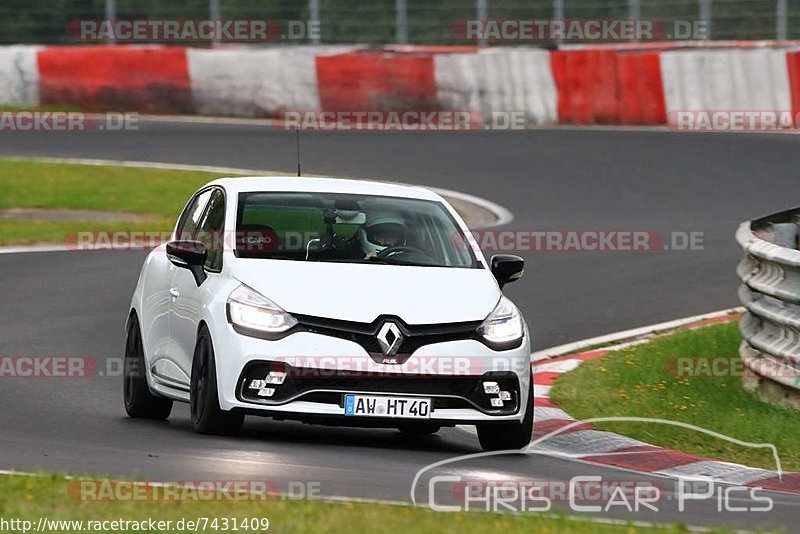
{"left": 376, "top": 245, "right": 431, "bottom": 260}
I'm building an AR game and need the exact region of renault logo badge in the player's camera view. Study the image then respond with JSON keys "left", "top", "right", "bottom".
{"left": 377, "top": 322, "right": 403, "bottom": 357}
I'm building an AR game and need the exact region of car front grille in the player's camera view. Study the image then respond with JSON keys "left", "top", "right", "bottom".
{"left": 293, "top": 314, "right": 484, "bottom": 362}
{"left": 237, "top": 362, "right": 520, "bottom": 415}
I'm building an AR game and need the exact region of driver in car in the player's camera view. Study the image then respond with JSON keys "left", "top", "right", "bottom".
{"left": 359, "top": 213, "right": 408, "bottom": 259}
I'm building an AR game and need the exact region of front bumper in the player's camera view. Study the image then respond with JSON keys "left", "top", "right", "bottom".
{"left": 211, "top": 322, "right": 532, "bottom": 425}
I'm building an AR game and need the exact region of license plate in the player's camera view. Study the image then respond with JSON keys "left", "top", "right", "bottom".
{"left": 344, "top": 394, "right": 431, "bottom": 419}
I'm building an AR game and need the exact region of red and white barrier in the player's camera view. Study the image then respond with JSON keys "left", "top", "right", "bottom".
{"left": 435, "top": 48, "right": 558, "bottom": 124}
{"left": 660, "top": 48, "right": 791, "bottom": 125}
{"left": 37, "top": 46, "right": 192, "bottom": 114}
{"left": 315, "top": 49, "right": 439, "bottom": 112}
{"left": 551, "top": 48, "right": 666, "bottom": 124}
{"left": 186, "top": 46, "right": 358, "bottom": 117}
{"left": 2, "top": 43, "right": 800, "bottom": 127}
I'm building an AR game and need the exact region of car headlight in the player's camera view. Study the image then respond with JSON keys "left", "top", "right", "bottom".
{"left": 227, "top": 284, "right": 298, "bottom": 336}
{"left": 477, "top": 296, "right": 524, "bottom": 350}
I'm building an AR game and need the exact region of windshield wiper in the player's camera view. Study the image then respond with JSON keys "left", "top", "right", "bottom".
{"left": 367, "top": 256, "right": 436, "bottom": 267}
{"left": 311, "top": 258, "right": 381, "bottom": 264}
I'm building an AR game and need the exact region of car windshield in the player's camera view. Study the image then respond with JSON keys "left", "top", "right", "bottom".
{"left": 235, "top": 192, "right": 479, "bottom": 268}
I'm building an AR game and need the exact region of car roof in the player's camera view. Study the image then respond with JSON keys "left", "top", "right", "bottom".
{"left": 206, "top": 176, "right": 444, "bottom": 202}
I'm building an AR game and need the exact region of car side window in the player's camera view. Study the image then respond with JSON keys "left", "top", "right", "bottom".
{"left": 176, "top": 190, "right": 212, "bottom": 238}
{"left": 197, "top": 189, "right": 226, "bottom": 272}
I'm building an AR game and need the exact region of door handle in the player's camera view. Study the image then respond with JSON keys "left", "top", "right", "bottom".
{"left": 169, "top": 288, "right": 180, "bottom": 299}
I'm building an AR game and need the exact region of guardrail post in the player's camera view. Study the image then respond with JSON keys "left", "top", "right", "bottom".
{"left": 777, "top": 0, "right": 788, "bottom": 41}
{"left": 628, "top": 0, "right": 641, "bottom": 42}
{"left": 209, "top": 0, "right": 220, "bottom": 45}
{"left": 553, "top": 0, "right": 564, "bottom": 44}
{"left": 476, "top": 0, "right": 488, "bottom": 47}
{"left": 309, "top": 0, "right": 321, "bottom": 44}
{"left": 396, "top": 0, "right": 408, "bottom": 44}
{"left": 699, "top": 0, "right": 711, "bottom": 40}
{"left": 105, "top": 0, "right": 116, "bottom": 43}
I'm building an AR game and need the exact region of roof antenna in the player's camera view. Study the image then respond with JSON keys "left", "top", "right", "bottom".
{"left": 295, "top": 127, "right": 302, "bottom": 177}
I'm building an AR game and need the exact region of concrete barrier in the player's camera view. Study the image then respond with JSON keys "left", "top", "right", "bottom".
{"left": 37, "top": 46, "right": 192, "bottom": 113}
{"left": 660, "top": 48, "right": 791, "bottom": 125}
{"left": 187, "top": 46, "right": 356, "bottom": 117}
{"left": 0, "top": 46, "right": 41, "bottom": 106}
{"left": 316, "top": 50, "right": 438, "bottom": 112}
{"left": 3, "top": 43, "right": 800, "bottom": 128}
{"left": 434, "top": 48, "right": 557, "bottom": 124}
{"left": 617, "top": 51, "right": 666, "bottom": 124}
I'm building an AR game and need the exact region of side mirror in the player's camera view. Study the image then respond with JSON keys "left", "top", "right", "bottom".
{"left": 490, "top": 254, "right": 524, "bottom": 289}
{"left": 166, "top": 240, "right": 207, "bottom": 286}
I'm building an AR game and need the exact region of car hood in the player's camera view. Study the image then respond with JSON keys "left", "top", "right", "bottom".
{"left": 230, "top": 259, "right": 501, "bottom": 324}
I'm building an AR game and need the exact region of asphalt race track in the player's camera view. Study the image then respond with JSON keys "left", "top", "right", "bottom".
{"left": 2, "top": 122, "right": 800, "bottom": 530}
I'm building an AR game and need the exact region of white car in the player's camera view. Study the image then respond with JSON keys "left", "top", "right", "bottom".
{"left": 124, "top": 177, "right": 532, "bottom": 451}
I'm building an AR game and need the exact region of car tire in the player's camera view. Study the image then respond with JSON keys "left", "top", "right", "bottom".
{"left": 476, "top": 378, "right": 534, "bottom": 452}
{"left": 124, "top": 315, "right": 173, "bottom": 420}
{"left": 190, "top": 326, "right": 245, "bottom": 435}
{"left": 398, "top": 424, "right": 441, "bottom": 436}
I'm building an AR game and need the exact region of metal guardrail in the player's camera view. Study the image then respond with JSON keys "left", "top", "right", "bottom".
{"left": 736, "top": 208, "right": 800, "bottom": 398}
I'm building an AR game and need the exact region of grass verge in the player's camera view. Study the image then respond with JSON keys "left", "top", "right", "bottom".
{"left": 0, "top": 105, "right": 84, "bottom": 113}
{"left": 0, "top": 159, "right": 238, "bottom": 245}
{"left": 0, "top": 158, "right": 484, "bottom": 246}
{"left": 551, "top": 320, "right": 800, "bottom": 471}
{"left": 0, "top": 474, "right": 700, "bottom": 534}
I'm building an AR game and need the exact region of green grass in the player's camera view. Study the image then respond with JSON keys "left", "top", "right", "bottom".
{"left": 551, "top": 320, "right": 800, "bottom": 471}
{"left": 0, "top": 220, "right": 171, "bottom": 246}
{"left": 0, "top": 105, "right": 83, "bottom": 113}
{"left": 0, "top": 474, "right": 700, "bottom": 534}
{"left": 0, "top": 159, "right": 238, "bottom": 245}
{"left": 0, "top": 158, "right": 475, "bottom": 246}
{"left": 0, "top": 159, "right": 228, "bottom": 216}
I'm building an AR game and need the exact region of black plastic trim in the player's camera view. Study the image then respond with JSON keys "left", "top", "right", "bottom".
{"left": 236, "top": 362, "right": 521, "bottom": 416}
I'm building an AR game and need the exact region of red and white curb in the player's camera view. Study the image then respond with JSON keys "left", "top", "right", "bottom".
{"left": 529, "top": 310, "right": 800, "bottom": 495}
